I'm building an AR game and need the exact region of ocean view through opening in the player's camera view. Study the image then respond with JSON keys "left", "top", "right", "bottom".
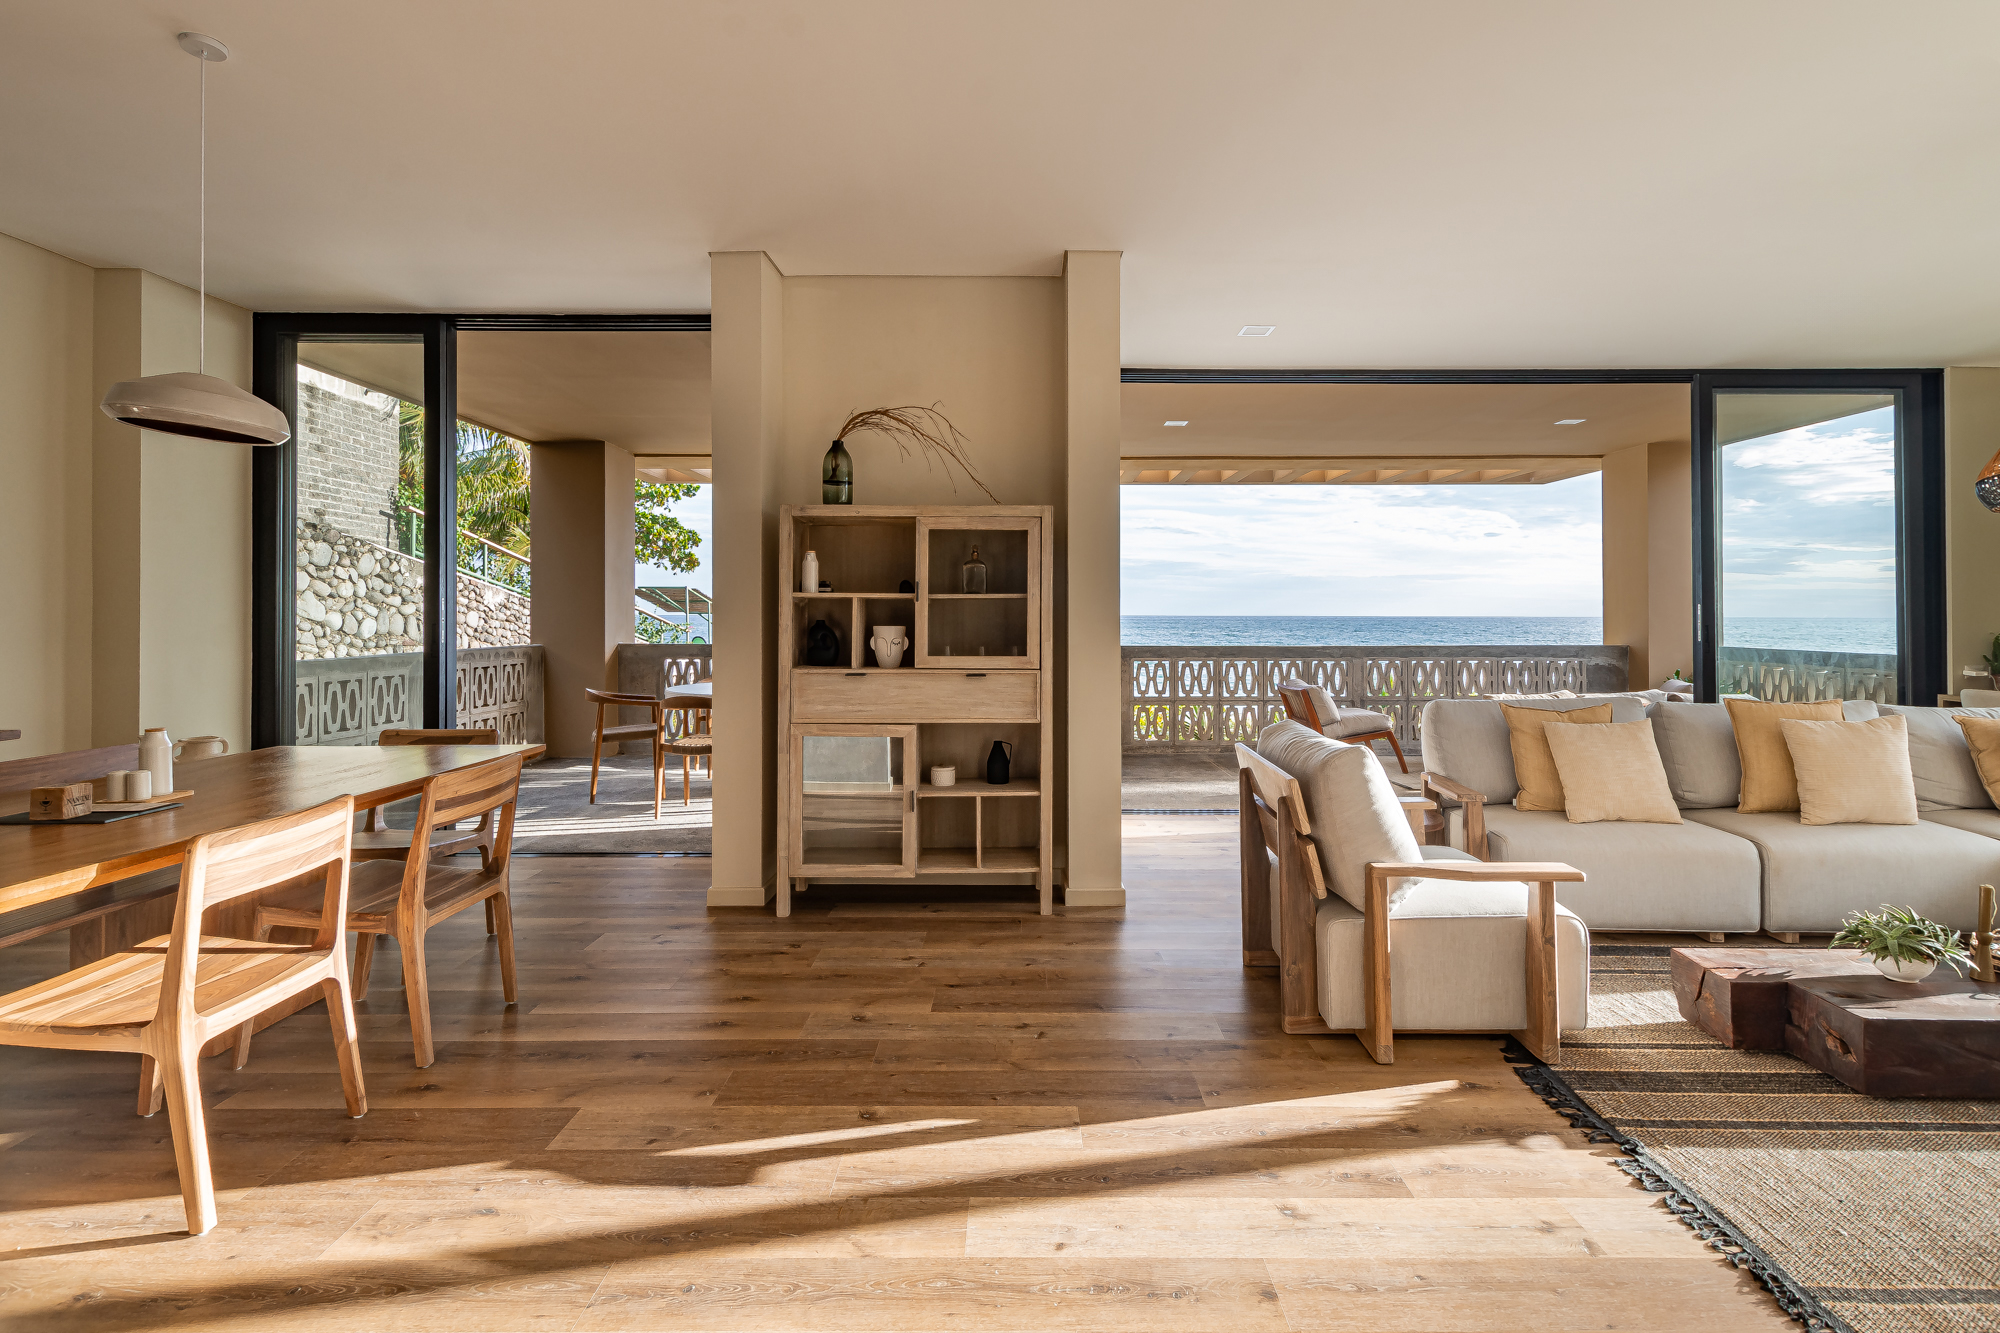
{"left": 1121, "top": 615, "right": 1897, "bottom": 653}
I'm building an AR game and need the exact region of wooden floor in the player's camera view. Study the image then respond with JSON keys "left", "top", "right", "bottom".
{"left": 0, "top": 815, "right": 1792, "bottom": 1331}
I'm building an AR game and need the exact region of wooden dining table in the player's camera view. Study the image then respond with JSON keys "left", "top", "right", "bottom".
{"left": 1, "top": 743, "right": 544, "bottom": 953}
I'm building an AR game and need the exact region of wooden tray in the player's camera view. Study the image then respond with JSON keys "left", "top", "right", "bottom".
{"left": 2, "top": 801, "right": 186, "bottom": 826}
{"left": 90, "top": 790, "right": 194, "bottom": 811}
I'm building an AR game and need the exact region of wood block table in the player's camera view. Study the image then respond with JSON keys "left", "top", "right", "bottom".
{"left": 1672, "top": 947, "right": 2000, "bottom": 1097}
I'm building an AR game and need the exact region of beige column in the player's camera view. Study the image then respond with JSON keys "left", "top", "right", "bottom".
{"left": 1062, "top": 251, "right": 1125, "bottom": 908}
{"left": 1944, "top": 368, "right": 2000, "bottom": 686}
{"left": 707, "top": 251, "right": 785, "bottom": 907}
{"left": 528, "top": 439, "right": 635, "bottom": 757}
{"left": 1600, "top": 438, "right": 1692, "bottom": 691}
{"left": 90, "top": 269, "right": 253, "bottom": 751}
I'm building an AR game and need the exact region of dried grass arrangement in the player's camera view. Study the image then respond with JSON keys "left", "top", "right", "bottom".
{"left": 836, "top": 404, "right": 999, "bottom": 504}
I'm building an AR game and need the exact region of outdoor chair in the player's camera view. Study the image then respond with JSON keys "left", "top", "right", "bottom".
{"left": 1277, "top": 677, "right": 1409, "bottom": 772}
{"left": 587, "top": 688, "right": 711, "bottom": 817}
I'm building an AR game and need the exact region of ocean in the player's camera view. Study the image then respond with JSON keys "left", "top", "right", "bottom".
{"left": 1119, "top": 616, "right": 1898, "bottom": 654}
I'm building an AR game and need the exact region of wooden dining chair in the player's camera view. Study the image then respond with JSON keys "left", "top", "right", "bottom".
{"left": 0, "top": 797, "right": 367, "bottom": 1235}
{"left": 1277, "top": 678, "right": 1409, "bottom": 772}
{"left": 357, "top": 728, "right": 506, "bottom": 933}
{"left": 237, "top": 753, "right": 523, "bottom": 1070}
{"left": 587, "top": 689, "right": 711, "bottom": 817}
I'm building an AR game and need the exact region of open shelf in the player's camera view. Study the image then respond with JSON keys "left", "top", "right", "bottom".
{"left": 918, "top": 779, "right": 1041, "bottom": 798}
{"left": 918, "top": 847, "right": 1040, "bottom": 873}
{"left": 928, "top": 593, "right": 1028, "bottom": 600}
{"left": 792, "top": 591, "right": 915, "bottom": 600}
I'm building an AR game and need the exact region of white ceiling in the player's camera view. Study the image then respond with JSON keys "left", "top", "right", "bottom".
{"left": 6, "top": 1, "right": 1998, "bottom": 369}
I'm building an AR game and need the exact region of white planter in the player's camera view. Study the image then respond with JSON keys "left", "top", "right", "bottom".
{"left": 1873, "top": 956, "right": 1937, "bottom": 983}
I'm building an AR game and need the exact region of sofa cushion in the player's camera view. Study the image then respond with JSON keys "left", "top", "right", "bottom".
{"left": 1483, "top": 805, "right": 1762, "bottom": 932}
{"left": 1782, "top": 714, "right": 1917, "bottom": 826}
{"left": 1919, "top": 807, "right": 2000, "bottom": 841}
{"left": 1651, "top": 702, "right": 1741, "bottom": 809}
{"left": 1501, "top": 701, "right": 1614, "bottom": 811}
{"left": 1314, "top": 880, "right": 1589, "bottom": 1030}
{"left": 1682, "top": 807, "right": 1999, "bottom": 932}
{"left": 1421, "top": 696, "right": 1651, "bottom": 805}
{"left": 1954, "top": 715, "right": 2000, "bottom": 810}
{"left": 1726, "top": 698, "right": 1846, "bottom": 812}
{"left": 1255, "top": 720, "right": 1421, "bottom": 912}
{"left": 1881, "top": 704, "right": 2000, "bottom": 810}
{"left": 1544, "top": 718, "right": 1682, "bottom": 824}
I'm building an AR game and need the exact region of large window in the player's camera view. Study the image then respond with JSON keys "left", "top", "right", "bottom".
{"left": 1695, "top": 372, "right": 1943, "bottom": 706}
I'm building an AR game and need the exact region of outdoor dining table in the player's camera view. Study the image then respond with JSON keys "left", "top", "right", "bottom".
{"left": 1, "top": 743, "right": 544, "bottom": 964}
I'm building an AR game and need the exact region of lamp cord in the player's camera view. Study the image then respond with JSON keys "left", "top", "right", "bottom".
{"left": 197, "top": 52, "right": 206, "bottom": 377}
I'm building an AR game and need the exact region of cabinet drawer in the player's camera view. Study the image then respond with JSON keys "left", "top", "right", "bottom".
{"left": 793, "top": 671, "right": 1038, "bottom": 723}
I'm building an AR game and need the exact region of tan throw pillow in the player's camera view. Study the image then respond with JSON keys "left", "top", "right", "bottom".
{"left": 1781, "top": 714, "right": 1918, "bottom": 825}
{"left": 1499, "top": 701, "right": 1613, "bottom": 811}
{"left": 1543, "top": 719, "right": 1684, "bottom": 824}
{"left": 1724, "top": 698, "right": 1844, "bottom": 812}
{"left": 1953, "top": 715, "right": 2000, "bottom": 807}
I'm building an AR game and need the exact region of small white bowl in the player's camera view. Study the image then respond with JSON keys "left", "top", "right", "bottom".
{"left": 930, "top": 766, "right": 957, "bottom": 787}
{"left": 1873, "top": 956, "right": 1937, "bottom": 983}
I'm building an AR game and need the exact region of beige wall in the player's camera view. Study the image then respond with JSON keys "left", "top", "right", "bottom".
{"left": 0, "top": 233, "right": 96, "bottom": 757}
{"left": 1945, "top": 367, "right": 2000, "bottom": 685}
{"left": 1600, "top": 438, "right": 1692, "bottom": 689}
{"left": 707, "top": 253, "right": 1122, "bottom": 908}
{"left": 529, "top": 439, "right": 636, "bottom": 756}
{"left": 2, "top": 236, "right": 253, "bottom": 761}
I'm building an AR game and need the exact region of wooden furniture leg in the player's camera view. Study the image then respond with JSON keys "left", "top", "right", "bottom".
{"left": 1360, "top": 868, "right": 1394, "bottom": 1064}
{"left": 352, "top": 931, "right": 377, "bottom": 1001}
{"left": 155, "top": 1030, "right": 217, "bottom": 1235}
{"left": 137, "top": 1054, "right": 163, "bottom": 1117}
{"left": 1512, "top": 880, "right": 1559, "bottom": 1062}
{"left": 399, "top": 915, "right": 434, "bottom": 1069}
{"left": 1381, "top": 731, "right": 1409, "bottom": 773}
{"left": 320, "top": 976, "right": 368, "bottom": 1118}
{"left": 1239, "top": 768, "right": 1277, "bottom": 968}
{"left": 492, "top": 887, "right": 518, "bottom": 1004}
{"left": 589, "top": 699, "right": 606, "bottom": 804}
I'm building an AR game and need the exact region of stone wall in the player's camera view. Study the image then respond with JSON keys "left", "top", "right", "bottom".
{"left": 296, "top": 520, "right": 530, "bottom": 657}
{"left": 296, "top": 377, "right": 400, "bottom": 548}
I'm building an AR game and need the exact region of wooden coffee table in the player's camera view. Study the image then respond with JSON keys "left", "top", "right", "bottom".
{"left": 1671, "top": 947, "right": 2000, "bottom": 1098}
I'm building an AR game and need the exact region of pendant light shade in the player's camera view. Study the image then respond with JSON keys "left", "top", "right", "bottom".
{"left": 100, "top": 371, "right": 291, "bottom": 444}
{"left": 97, "top": 32, "right": 290, "bottom": 447}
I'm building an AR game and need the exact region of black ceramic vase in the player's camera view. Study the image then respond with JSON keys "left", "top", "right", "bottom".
{"left": 985, "top": 740, "right": 1013, "bottom": 785}
{"left": 805, "top": 619, "right": 840, "bottom": 666}
{"left": 823, "top": 439, "right": 854, "bottom": 505}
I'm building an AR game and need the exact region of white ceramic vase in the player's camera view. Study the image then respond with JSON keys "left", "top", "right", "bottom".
{"left": 870, "top": 625, "right": 908, "bottom": 669}
{"left": 137, "top": 727, "right": 173, "bottom": 798}
{"left": 1873, "top": 956, "right": 1937, "bottom": 983}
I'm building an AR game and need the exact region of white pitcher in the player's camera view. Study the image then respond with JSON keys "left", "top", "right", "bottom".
{"left": 137, "top": 728, "right": 174, "bottom": 798}
{"left": 869, "top": 624, "right": 908, "bottom": 669}
{"left": 176, "top": 735, "right": 229, "bottom": 762}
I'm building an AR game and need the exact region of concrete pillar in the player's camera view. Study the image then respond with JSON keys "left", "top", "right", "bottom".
{"left": 528, "top": 439, "right": 635, "bottom": 757}
{"left": 1062, "top": 251, "right": 1125, "bottom": 908}
{"left": 1944, "top": 368, "right": 2000, "bottom": 685}
{"left": 1601, "top": 438, "right": 1692, "bottom": 691}
{"left": 90, "top": 269, "right": 253, "bottom": 751}
{"left": 707, "top": 251, "right": 786, "bottom": 907}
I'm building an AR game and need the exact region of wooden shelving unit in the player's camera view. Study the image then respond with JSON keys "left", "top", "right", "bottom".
{"left": 778, "top": 504, "right": 1054, "bottom": 916}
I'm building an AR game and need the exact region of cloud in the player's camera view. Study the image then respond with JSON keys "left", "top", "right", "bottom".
{"left": 1726, "top": 420, "right": 1894, "bottom": 506}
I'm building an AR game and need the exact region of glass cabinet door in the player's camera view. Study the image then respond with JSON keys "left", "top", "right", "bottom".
{"left": 792, "top": 724, "right": 917, "bottom": 875}
{"left": 915, "top": 518, "right": 1040, "bottom": 669}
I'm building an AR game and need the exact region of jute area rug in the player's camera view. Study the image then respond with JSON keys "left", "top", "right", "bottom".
{"left": 1517, "top": 944, "right": 2000, "bottom": 1333}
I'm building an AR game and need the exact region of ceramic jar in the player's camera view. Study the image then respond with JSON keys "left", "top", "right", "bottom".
{"left": 870, "top": 625, "right": 908, "bottom": 669}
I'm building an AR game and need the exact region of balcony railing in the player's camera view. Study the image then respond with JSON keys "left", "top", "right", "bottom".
{"left": 1122, "top": 644, "right": 1628, "bottom": 754}
{"left": 1717, "top": 645, "right": 1897, "bottom": 704}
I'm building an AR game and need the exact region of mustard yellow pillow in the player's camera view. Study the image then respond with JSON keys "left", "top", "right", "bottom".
{"left": 1953, "top": 715, "right": 2000, "bottom": 806}
{"left": 1499, "top": 702, "right": 1614, "bottom": 811}
{"left": 1724, "top": 698, "right": 1844, "bottom": 812}
{"left": 1544, "top": 719, "right": 1684, "bottom": 824}
{"left": 1780, "top": 715, "right": 1917, "bottom": 825}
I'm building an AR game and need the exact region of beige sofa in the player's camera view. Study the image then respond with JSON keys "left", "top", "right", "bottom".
{"left": 1419, "top": 696, "right": 2000, "bottom": 935}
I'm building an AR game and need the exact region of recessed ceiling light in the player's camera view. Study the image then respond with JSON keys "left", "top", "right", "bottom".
{"left": 1555, "top": 419, "right": 1586, "bottom": 425}
{"left": 1164, "top": 421, "right": 1189, "bottom": 427}
{"left": 1239, "top": 326, "right": 1275, "bottom": 337}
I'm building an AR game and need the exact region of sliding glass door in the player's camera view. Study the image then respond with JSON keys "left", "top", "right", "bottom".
{"left": 1693, "top": 372, "right": 1943, "bottom": 706}
{"left": 251, "top": 317, "right": 456, "bottom": 746}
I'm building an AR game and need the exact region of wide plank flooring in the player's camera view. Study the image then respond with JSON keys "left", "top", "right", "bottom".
{"left": 0, "top": 814, "right": 1791, "bottom": 1331}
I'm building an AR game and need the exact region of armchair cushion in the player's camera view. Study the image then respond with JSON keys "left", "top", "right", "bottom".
{"left": 1314, "top": 881, "right": 1590, "bottom": 1030}
{"left": 1326, "top": 708, "right": 1395, "bottom": 739}
{"left": 1256, "top": 720, "right": 1421, "bottom": 911}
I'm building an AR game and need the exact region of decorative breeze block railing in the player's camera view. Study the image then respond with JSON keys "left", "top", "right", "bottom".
{"left": 294, "top": 644, "right": 544, "bottom": 746}
{"left": 1716, "top": 646, "right": 1897, "bottom": 706}
{"left": 1122, "top": 644, "right": 1626, "bottom": 753}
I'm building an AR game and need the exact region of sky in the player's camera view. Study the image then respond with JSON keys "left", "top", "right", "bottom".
{"left": 1120, "top": 473, "right": 1604, "bottom": 617}
{"left": 1718, "top": 406, "right": 1896, "bottom": 619}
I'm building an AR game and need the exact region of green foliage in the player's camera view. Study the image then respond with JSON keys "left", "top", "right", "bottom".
{"left": 1829, "top": 904, "right": 1972, "bottom": 974}
{"left": 1982, "top": 633, "right": 2000, "bottom": 677}
{"left": 635, "top": 610, "right": 690, "bottom": 645}
{"left": 636, "top": 481, "right": 702, "bottom": 574}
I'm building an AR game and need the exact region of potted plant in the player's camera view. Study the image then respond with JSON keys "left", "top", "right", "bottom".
{"left": 1829, "top": 905, "right": 1973, "bottom": 983}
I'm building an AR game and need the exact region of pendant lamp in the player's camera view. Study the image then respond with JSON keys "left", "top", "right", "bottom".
{"left": 97, "top": 32, "right": 290, "bottom": 446}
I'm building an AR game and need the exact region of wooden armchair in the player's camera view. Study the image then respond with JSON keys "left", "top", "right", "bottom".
{"left": 588, "top": 689, "right": 712, "bottom": 818}
{"left": 355, "top": 728, "right": 502, "bottom": 867}
{"left": 1238, "top": 740, "right": 1583, "bottom": 1063}
{"left": 1277, "top": 678, "right": 1409, "bottom": 772}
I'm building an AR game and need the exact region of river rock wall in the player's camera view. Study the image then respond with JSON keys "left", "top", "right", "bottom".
{"left": 296, "top": 520, "right": 530, "bottom": 657}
